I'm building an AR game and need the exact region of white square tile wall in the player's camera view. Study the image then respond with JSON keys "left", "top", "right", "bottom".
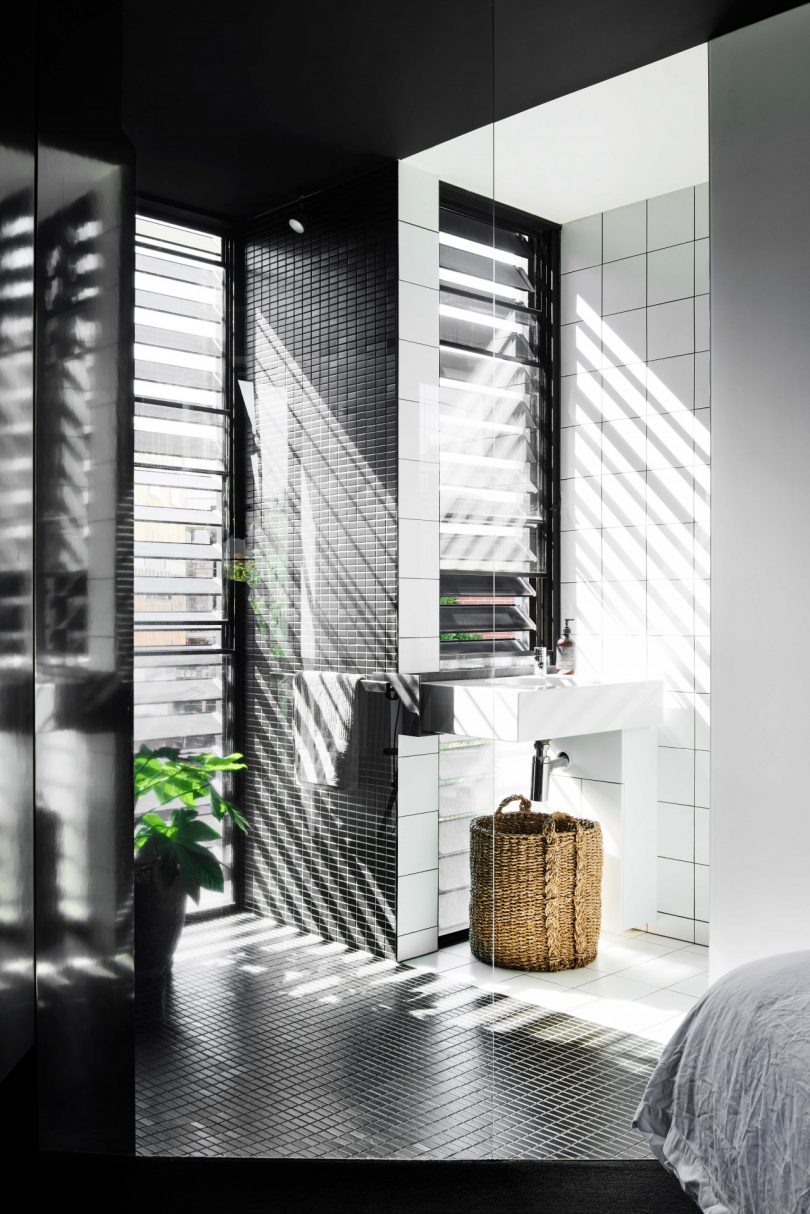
{"left": 396, "top": 165, "right": 442, "bottom": 954}
{"left": 560, "top": 184, "right": 710, "bottom": 944}
{"left": 602, "top": 201, "right": 646, "bottom": 262}
{"left": 603, "top": 254, "right": 646, "bottom": 316}
{"left": 398, "top": 870, "right": 439, "bottom": 937}
{"left": 560, "top": 213, "right": 602, "bottom": 272}
{"left": 397, "top": 162, "right": 441, "bottom": 686}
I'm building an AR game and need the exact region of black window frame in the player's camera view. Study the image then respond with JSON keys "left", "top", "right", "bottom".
{"left": 133, "top": 199, "right": 240, "bottom": 923}
{"left": 438, "top": 183, "right": 561, "bottom": 661}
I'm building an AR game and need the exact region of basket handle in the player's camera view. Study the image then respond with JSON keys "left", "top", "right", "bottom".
{"left": 543, "top": 811, "right": 585, "bottom": 967}
{"left": 495, "top": 793, "right": 532, "bottom": 816}
{"left": 542, "top": 809, "right": 583, "bottom": 838}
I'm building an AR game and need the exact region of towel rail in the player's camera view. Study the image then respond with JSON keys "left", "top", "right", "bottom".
{"left": 275, "top": 671, "right": 406, "bottom": 700}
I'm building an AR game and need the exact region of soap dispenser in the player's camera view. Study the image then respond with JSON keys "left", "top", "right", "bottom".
{"left": 556, "top": 618, "right": 576, "bottom": 675}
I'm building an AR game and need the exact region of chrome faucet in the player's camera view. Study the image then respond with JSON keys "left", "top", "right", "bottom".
{"left": 531, "top": 740, "right": 570, "bottom": 802}
{"left": 534, "top": 645, "right": 548, "bottom": 674}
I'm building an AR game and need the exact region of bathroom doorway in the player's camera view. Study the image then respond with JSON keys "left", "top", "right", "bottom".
{"left": 135, "top": 39, "right": 711, "bottom": 1163}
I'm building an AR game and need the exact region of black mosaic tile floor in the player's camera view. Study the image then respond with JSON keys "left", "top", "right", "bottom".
{"left": 136, "top": 914, "right": 658, "bottom": 1160}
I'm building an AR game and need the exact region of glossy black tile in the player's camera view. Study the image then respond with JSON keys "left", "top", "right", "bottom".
{"left": 136, "top": 914, "right": 658, "bottom": 1161}
{"left": 239, "top": 168, "right": 399, "bottom": 958}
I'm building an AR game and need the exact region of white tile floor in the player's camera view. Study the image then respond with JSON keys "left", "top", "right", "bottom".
{"left": 404, "top": 929, "right": 710, "bottom": 1045}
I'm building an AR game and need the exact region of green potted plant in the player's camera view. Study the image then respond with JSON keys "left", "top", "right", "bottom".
{"left": 133, "top": 744, "right": 249, "bottom": 981}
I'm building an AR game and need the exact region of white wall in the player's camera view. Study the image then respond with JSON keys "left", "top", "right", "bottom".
{"left": 709, "top": 5, "right": 810, "bottom": 979}
{"left": 406, "top": 46, "right": 707, "bottom": 225}
{"left": 560, "top": 185, "right": 711, "bottom": 944}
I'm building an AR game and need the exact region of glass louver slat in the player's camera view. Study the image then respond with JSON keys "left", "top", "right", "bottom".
{"left": 441, "top": 602, "right": 533, "bottom": 631}
{"left": 135, "top": 316, "right": 222, "bottom": 358}
{"left": 440, "top": 343, "right": 538, "bottom": 391}
{"left": 135, "top": 526, "right": 221, "bottom": 555}
{"left": 440, "top": 535, "right": 537, "bottom": 571}
{"left": 439, "top": 207, "right": 530, "bottom": 262}
{"left": 134, "top": 287, "right": 222, "bottom": 323}
{"left": 439, "top": 290, "right": 538, "bottom": 364}
{"left": 438, "top": 243, "right": 531, "bottom": 298}
{"left": 440, "top": 637, "right": 530, "bottom": 657}
{"left": 135, "top": 216, "right": 222, "bottom": 258}
{"left": 440, "top": 573, "right": 535, "bottom": 597}
{"left": 135, "top": 269, "right": 222, "bottom": 308}
{"left": 441, "top": 487, "right": 539, "bottom": 524}
{"left": 134, "top": 625, "right": 222, "bottom": 650}
{"left": 440, "top": 454, "right": 536, "bottom": 494}
{"left": 437, "top": 421, "right": 537, "bottom": 464}
{"left": 136, "top": 250, "right": 223, "bottom": 287}
{"left": 135, "top": 597, "right": 223, "bottom": 619}
{"left": 135, "top": 402, "right": 225, "bottom": 470}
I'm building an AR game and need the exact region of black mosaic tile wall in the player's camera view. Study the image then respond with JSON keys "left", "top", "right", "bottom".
{"left": 240, "top": 166, "right": 399, "bottom": 957}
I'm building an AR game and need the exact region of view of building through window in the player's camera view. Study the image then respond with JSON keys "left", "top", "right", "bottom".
{"left": 133, "top": 215, "right": 233, "bottom": 910}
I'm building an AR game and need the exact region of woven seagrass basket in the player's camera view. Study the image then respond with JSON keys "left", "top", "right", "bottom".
{"left": 469, "top": 794, "right": 603, "bottom": 972}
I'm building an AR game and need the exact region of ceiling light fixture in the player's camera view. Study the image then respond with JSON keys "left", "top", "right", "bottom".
{"left": 289, "top": 196, "right": 305, "bottom": 234}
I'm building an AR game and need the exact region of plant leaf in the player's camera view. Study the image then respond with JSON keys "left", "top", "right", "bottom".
{"left": 139, "top": 812, "right": 170, "bottom": 833}
{"left": 170, "top": 806, "right": 197, "bottom": 828}
{"left": 177, "top": 818, "right": 221, "bottom": 845}
{"left": 134, "top": 747, "right": 249, "bottom": 857}
{"left": 209, "top": 788, "right": 225, "bottom": 821}
{"left": 195, "top": 752, "right": 247, "bottom": 772}
{"left": 175, "top": 843, "right": 224, "bottom": 901}
{"left": 211, "top": 789, "right": 250, "bottom": 834}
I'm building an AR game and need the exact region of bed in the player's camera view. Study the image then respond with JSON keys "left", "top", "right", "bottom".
{"left": 634, "top": 949, "right": 810, "bottom": 1214}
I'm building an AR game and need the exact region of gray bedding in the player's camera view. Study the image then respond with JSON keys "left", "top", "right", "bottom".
{"left": 634, "top": 949, "right": 810, "bottom": 1214}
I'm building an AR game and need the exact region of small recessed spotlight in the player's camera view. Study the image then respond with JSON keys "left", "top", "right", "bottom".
{"left": 289, "top": 217, "right": 305, "bottom": 234}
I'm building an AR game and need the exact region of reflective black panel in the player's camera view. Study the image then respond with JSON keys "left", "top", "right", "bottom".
{"left": 33, "top": 0, "right": 135, "bottom": 1153}
{"left": 0, "top": 4, "right": 36, "bottom": 1089}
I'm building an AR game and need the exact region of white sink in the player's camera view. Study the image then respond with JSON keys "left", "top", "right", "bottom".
{"left": 420, "top": 673, "right": 663, "bottom": 741}
{"left": 500, "top": 674, "right": 570, "bottom": 689}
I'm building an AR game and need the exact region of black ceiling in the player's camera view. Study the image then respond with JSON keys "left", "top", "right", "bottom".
{"left": 123, "top": 0, "right": 803, "bottom": 222}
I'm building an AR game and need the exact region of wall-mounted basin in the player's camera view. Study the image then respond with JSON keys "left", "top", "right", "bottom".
{"left": 420, "top": 674, "right": 663, "bottom": 742}
{"left": 502, "top": 675, "right": 569, "bottom": 689}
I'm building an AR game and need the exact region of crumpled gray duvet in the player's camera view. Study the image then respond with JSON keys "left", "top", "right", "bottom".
{"left": 634, "top": 950, "right": 810, "bottom": 1214}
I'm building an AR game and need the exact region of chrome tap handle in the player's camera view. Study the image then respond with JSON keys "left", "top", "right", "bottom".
{"left": 530, "top": 739, "right": 570, "bottom": 801}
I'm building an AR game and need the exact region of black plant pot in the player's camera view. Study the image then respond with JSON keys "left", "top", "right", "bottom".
{"left": 134, "top": 859, "right": 187, "bottom": 984}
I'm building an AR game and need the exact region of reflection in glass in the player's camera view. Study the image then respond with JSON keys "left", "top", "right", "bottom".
{"left": 0, "top": 147, "right": 35, "bottom": 1081}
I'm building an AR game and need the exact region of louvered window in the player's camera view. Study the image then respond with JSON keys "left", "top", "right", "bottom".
{"left": 438, "top": 187, "right": 559, "bottom": 668}
{"left": 133, "top": 215, "right": 234, "bottom": 911}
